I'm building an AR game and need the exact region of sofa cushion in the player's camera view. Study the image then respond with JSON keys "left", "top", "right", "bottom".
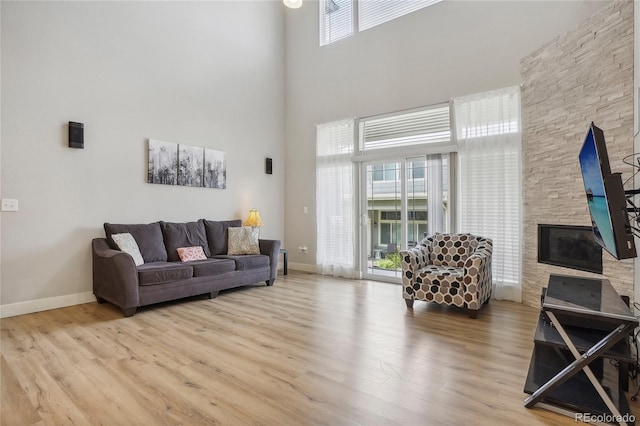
{"left": 137, "top": 262, "right": 193, "bottom": 286}
{"left": 160, "top": 220, "right": 211, "bottom": 262}
{"left": 203, "top": 219, "right": 242, "bottom": 255}
{"left": 104, "top": 222, "right": 167, "bottom": 263}
{"left": 214, "top": 254, "right": 269, "bottom": 271}
{"left": 228, "top": 226, "right": 260, "bottom": 255}
{"left": 111, "top": 233, "right": 145, "bottom": 266}
{"left": 184, "top": 258, "right": 236, "bottom": 277}
{"left": 431, "top": 233, "right": 471, "bottom": 267}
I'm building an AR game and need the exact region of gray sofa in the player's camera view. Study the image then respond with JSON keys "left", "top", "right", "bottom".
{"left": 92, "top": 219, "right": 281, "bottom": 317}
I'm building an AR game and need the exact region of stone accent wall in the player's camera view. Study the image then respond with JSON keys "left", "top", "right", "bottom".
{"left": 521, "top": 1, "right": 634, "bottom": 307}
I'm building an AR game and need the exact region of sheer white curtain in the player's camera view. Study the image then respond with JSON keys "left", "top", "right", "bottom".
{"left": 316, "top": 119, "right": 355, "bottom": 278}
{"left": 454, "top": 86, "right": 522, "bottom": 302}
{"left": 426, "top": 154, "right": 444, "bottom": 236}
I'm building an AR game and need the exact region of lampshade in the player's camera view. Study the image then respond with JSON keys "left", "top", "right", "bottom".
{"left": 283, "top": 0, "right": 302, "bottom": 9}
{"left": 244, "top": 209, "right": 264, "bottom": 227}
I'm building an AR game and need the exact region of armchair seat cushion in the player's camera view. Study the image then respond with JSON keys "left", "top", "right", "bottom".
{"left": 417, "top": 265, "right": 463, "bottom": 288}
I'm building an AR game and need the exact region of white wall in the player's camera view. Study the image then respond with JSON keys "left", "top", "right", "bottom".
{"left": 1, "top": 1, "right": 285, "bottom": 313}
{"left": 284, "top": 0, "right": 611, "bottom": 270}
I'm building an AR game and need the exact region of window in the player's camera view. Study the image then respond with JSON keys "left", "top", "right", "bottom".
{"left": 320, "top": 0, "right": 353, "bottom": 46}
{"left": 320, "top": 0, "right": 442, "bottom": 45}
{"left": 407, "top": 160, "right": 425, "bottom": 179}
{"left": 372, "top": 163, "right": 397, "bottom": 181}
{"left": 360, "top": 104, "right": 452, "bottom": 152}
{"left": 358, "top": 0, "right": 443, "bottom": 32}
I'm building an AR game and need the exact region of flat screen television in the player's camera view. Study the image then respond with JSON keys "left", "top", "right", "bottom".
{"left": 578, "top": 122, "right": 636, "bottom": 260}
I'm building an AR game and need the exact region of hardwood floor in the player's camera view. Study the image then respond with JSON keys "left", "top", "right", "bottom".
{"left": 1, "top": 272, "right": 637, "bottom": 425}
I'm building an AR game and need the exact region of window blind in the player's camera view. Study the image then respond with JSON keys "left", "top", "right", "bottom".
{"left": 360, "top": 104, "right": 451, "bottom": 151}
{"left": 359, "top": 0, "right": 442, "bottom": 32}
{"left": 320, "top": 0, "right": 354, "bottom": 46}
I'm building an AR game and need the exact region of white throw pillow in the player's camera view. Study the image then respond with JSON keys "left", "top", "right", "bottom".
{"left": 111, "top": 232, "right": 145, "bottom": 266}
{"left": 227, "top": 227, "right": 260, "bottom": 255}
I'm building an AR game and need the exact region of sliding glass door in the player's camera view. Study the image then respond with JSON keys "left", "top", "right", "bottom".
{"left": 362, "top": 154, "right": 450, "bottom": 280}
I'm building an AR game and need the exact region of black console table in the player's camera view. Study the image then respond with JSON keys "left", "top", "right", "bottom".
{"left": 524, "top": 274, "right": 637, "bottom": 425}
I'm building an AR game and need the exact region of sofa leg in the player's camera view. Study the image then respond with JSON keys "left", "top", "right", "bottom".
{"left": 405, "top": 299, "right": 414, "bottom": 309}
{"left": 468, "top": 309, "right": 478, "bottom": 319}
{"left": 96, "top": 296, "right": 107, "bottom": 304}
{"left": 208, "top": 291, "right": 219, "bottom": 299}
{"left": 265, "top": 279, "right": 275, "bottom": 286}
{"left": 122, "top": 307, "right": 137, "bottom": 317}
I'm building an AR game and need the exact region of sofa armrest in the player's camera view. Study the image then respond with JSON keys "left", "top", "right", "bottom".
{"left": 92, "top": 238, "right": 139, "bottom": 313}
{"left": 259, "top": 239, "right": 281, "bottom": 281}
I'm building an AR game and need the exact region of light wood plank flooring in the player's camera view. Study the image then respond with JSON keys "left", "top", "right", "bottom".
{"left": 2, "top": 272, "right": 637, "bottom": 425}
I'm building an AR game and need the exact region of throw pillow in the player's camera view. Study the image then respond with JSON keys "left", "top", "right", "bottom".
{"left": 228, "top": 226, "right": 260, "bottom": 255}
{"left": 111, "top": 233, "right": 145, "bottom": 266}
{"left": 177, "top": 246, "right": 208, "bottom": 262}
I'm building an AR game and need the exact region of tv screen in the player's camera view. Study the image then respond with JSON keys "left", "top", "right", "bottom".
{"left": 578, "top": 122, "right": 636, "bottom": 260}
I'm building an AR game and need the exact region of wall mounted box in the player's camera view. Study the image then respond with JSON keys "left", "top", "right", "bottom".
{"left": 69, "top": 122, "right": 84, "bottom": 148}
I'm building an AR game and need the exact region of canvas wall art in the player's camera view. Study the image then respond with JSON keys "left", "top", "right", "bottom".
{"left": 148, "top": 139, "right": 178, "bottom": 185}
{"left": 178, "top": 144, "right": 204, "bottom": 187}
{"left": 147, "top": 139, "right": 226, "bottom": 189}
{"left": 204, "top": 148, "right": 227, "bottom": 189}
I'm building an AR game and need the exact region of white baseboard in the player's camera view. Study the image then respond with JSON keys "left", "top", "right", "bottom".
{"left": 288, "top": 262, "right": 318, "bottom": 274}
{"left": 1, "top": 291, "right": 96, "bottom": 318}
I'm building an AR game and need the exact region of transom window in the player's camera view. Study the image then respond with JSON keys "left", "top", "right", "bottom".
{"left": 320, "top": 0, "right": 443, "bottom": 46}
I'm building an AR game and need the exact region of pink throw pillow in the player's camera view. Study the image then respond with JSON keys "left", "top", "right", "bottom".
{"left": 177, "top": 246, "right": 207, "bottom": 262}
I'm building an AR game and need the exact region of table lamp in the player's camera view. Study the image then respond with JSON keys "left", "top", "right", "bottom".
{"left": 244, "top": 209, "right": 264, "bottom": 229}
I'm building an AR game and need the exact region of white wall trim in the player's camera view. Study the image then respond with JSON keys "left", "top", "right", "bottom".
{"left": 0, "top": 291, "right": 96, "bottom": 318}
{"left": 288, "top": 262, "right": 319, "bottom": 274}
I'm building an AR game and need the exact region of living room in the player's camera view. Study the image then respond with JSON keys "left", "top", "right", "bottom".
{"left": 2, "top": 0, "right": 640, "bottom": 424}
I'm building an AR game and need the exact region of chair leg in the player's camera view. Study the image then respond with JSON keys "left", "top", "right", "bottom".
{"left": 467, "top": 309, "right": 478, "bottom": 319}
{"left": 405, "top": 299, "right": 414, "bottom": 309}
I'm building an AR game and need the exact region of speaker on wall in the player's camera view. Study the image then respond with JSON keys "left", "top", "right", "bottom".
{"left": 266, "top": 157, "right": 273, "bottom": 175}
{"left": 69, "top": 121, "right": 84, "bottom": 149}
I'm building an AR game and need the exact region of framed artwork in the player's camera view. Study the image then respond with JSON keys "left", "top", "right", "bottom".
{"left": 148, "top": 139, "right": 178, "bottom": 185}
{"left": 178, "top": 144, "right": 204, "bottom": 187}
{"left": 147, "top": 139, "right": 225, "bottom": 189}
{"left": 204, "top": 148, "right": 227, "bottom": 189}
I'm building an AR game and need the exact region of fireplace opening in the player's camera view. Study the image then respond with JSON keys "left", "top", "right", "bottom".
{"left": 537, "top": 224, "right": 603, "bottom": 274}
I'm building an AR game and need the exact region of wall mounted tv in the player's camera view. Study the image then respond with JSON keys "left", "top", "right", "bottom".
{"left": 578, "top": 122, "right": 636, "bottom": 260}
{"left": 537, "top": 224, "right": 602, "bottom": 274}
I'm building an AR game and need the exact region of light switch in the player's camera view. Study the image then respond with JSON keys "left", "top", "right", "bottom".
{"left": 1, "top": 199, "right": 18, "bottom": 211}
{"left": 304, "top": 206, "right": 308, "bottom": 214}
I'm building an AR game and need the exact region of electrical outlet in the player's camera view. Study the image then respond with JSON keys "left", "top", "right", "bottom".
{"left": 1, "top": 199, "right": 18, "bottom": 211}
{"left": 298, "top": 246, "right": 308, "bottom": 254}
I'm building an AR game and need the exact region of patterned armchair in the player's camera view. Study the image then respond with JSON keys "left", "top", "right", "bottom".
{"left": 400, "top": 233, "right": 493, "bottom": 319}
